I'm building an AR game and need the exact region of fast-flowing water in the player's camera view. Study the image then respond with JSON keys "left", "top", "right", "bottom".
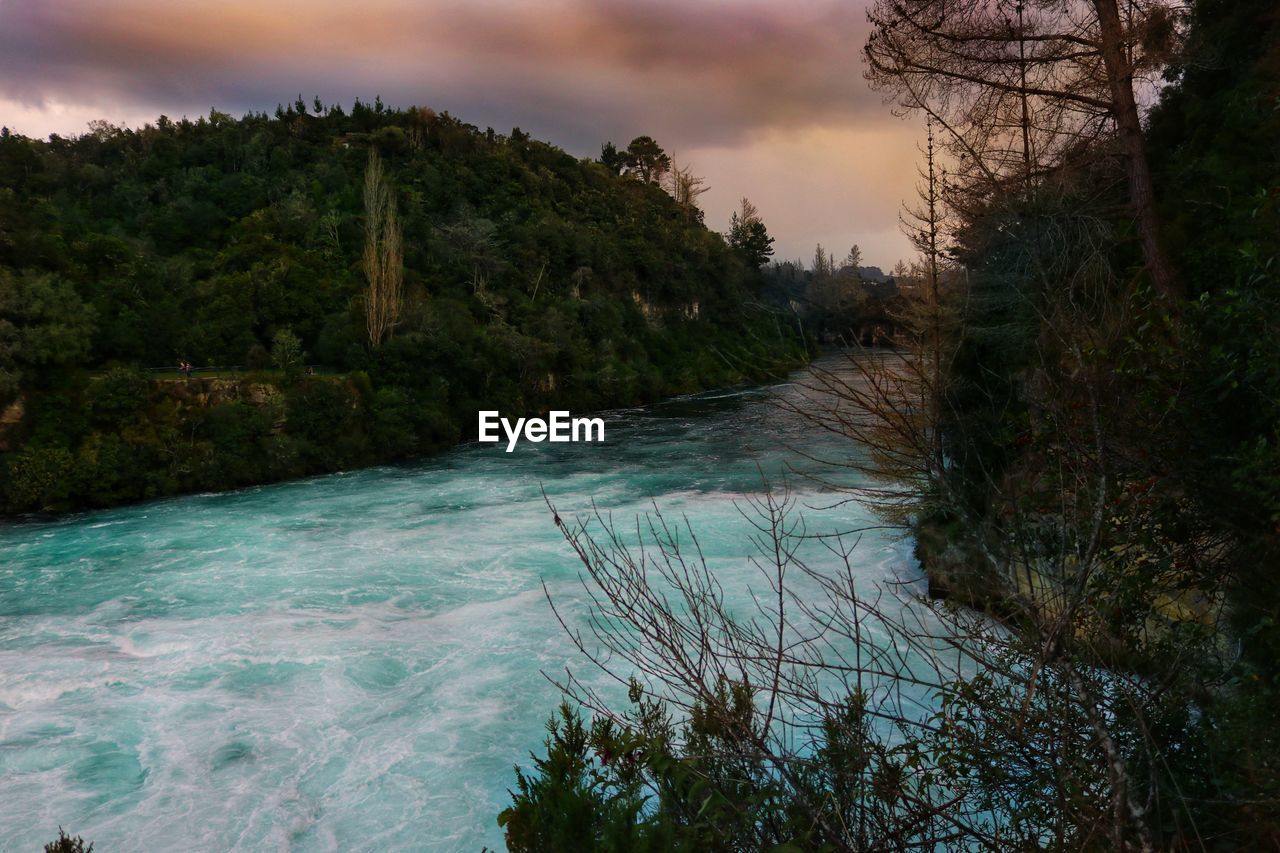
{"left": 0, "top": 357, "right": 925, "bottom": 851}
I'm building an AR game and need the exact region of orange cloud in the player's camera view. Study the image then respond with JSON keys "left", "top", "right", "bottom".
{"left": 0, "top": 0, "right": 922, "bottom": 265}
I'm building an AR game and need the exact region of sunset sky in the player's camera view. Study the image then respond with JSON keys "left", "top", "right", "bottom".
{"left": 0, "top": 0, "right": 923, "bottom": 266}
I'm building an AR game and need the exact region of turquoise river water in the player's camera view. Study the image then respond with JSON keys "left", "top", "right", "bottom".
{"left": 0, "top": 358, "right": 926, "bottom": 850}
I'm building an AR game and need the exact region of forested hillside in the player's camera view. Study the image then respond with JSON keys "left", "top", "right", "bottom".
{"left": 0, "top": 101, "right": 804, "bottom": 512}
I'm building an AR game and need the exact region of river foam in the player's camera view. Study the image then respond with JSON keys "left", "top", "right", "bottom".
{"left": 0, "top": 358, "right": 925, "bottom": 850}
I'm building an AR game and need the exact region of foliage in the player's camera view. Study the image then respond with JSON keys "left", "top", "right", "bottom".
{"left": 270, "top": 328, "right": 305, "bottom": 383}
{"left": 616, "top": 136, "right": 671, "bottom": 184}
{"left": 726, "top": 198, "right": 774, "bottom": 268}
{"left": 499, "top": 703, "right": 657, "bottom": 852}
{"left": 43, "top": 829, "right": 92, "bottom": 853}
{"left": 0, "top": 270, "right": 95, "bottom": 401}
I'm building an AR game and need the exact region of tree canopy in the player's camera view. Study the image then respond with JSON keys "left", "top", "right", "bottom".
{"left": 726, "top": 197, "right": 775, "bottom": 268}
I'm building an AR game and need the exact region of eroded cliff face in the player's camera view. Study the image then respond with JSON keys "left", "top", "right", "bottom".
{"left": 0, "top": 397, "right": 25, "bottom": 451}
{"left": 153, "top": 378, "right": 285, "bottom": 415}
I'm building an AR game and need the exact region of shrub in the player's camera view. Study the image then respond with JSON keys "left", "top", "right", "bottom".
{"left": 44, "top": 829, "right": 92, "bottom": 853}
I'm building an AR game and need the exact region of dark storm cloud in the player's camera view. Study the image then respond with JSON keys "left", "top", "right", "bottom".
{"left": 0, "top": 0, "right": 882, "bottom": 148}
{"left": 0, "top": 1, "right": 920, "bottom": 265}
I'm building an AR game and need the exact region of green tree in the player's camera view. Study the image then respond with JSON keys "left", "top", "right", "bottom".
{"left": 599, "top": 141, "right": 626, "bottom": 174}
{"left": 622, "top": 136, "right": 671, "bottom": 184}
{"left": 43, "top": 829, "right": 92, "bottom": 853}
{"left": 726, "top": 198, "right": 774, "bottom": 268}
{"left": 0, "top": 271, "right": 95, "bottom": 400}
{"left": 271, "top": 328, "right": 305, "bottom": 382}
{"left": 499, "top": 703, "right": 657, "bottom": 852}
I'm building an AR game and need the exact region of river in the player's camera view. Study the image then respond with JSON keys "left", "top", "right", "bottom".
{"left": 0, "top": 356, "right": 925, "bottom": 850}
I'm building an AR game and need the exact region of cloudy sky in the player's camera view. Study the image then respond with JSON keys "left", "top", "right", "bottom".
{"left": 0, "top": 0, "right": 923, "bottom": 266}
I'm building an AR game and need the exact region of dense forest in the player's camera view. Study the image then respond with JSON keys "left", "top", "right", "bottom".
{"left": 0, "top": 104, "right": 806, "bottom": 513}
{"left": 502, "top": 1, "right": 1280, "bottom": 849}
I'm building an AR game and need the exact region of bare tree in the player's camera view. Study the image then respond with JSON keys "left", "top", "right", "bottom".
{"left": 665, "top": 156, "right": 710, "bottom": 222}
{"left": 535, "top": 471, "right": 1199, "bottom": 848}
{"left": 895, "top": 120, "right": 953, "bottom": 488}
{"left": 363, "top": 150, "right": 403, "bottom": 348}
{"left": 865, "top": 0, "right": 1185, "bottom": 301}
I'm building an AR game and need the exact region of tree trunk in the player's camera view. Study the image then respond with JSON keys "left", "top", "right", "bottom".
{"left": 1092, "top": 0, "right": 1182, "bottom": 303}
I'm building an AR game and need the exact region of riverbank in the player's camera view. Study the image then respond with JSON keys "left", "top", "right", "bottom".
{"left": 0, "top": 338, "right": 812, "bottom": 517}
